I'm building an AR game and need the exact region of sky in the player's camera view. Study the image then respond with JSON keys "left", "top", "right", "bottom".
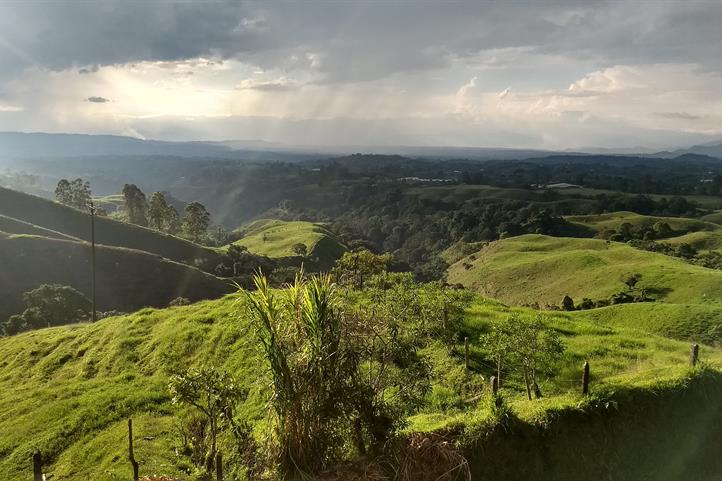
{"left": 1, "top": 0, "right": 722, "bottom": 150}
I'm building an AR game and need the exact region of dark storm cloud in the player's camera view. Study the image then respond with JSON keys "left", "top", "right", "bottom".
{"left": 1, "top": 1, "right": 722, "bottom": 82}
{"left": 86, "top": 96, "right": 109, "bottom": 103}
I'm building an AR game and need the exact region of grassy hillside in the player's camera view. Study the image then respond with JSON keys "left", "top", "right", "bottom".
{"left": 566, "top": 211, "right": 722, "bottom": 252}
{"left": 0, "top": 234, "right": 233, "bottom": 320}
{"left": 229, "top": 219, "right": 346, "bottom": 268}
{"left": 0, "top": 186, "right": 224, "bottom": 270}
{"left": 0, "top": 214, "right": 78, "bottom": 241}
{"left": 447, "top": 234, "right": 722, "bottom": 307}
{"left": 565, "top": 211, "right": 719, "bottom": 235}
{"left": 1, "top": 293, "right": 719, "bottom": 480}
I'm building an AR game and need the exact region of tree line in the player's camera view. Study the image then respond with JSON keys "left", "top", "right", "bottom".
{"left": 55, "top": 178, "right": 212, "bottom": 243}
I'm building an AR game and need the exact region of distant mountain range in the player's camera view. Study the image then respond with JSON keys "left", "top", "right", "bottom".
{"left": 1, "top": 131, "right": 721, "bottom": 162}
{"left": 652, "top": 140, "right": 722, "bottom": 159}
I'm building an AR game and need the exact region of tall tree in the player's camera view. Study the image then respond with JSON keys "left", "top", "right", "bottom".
{"left": 122, "top": 184, "right": 148, "bottom": 226}
{"left": 183, "top": 201, "right": 210, "bottom": 242}
{"left": 147, "top": 191, "right": 174, "bottom": 231}
{"left": 55, "top": 178, "right": 91, "bottom": 210}
{"left": 55, "top": 179, "right": 73, "bottom": 205}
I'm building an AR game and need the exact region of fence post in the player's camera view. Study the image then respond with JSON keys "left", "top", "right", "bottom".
{"left": 32, "top": 451, "right": 43, "bottom": 481}
{"left": 582, "top": 360, "right": 590, "bottom": 395}
{"left": 464, "top": 337, "right": 469, "bottom": 370}
{"left": 690, "top": 343, "right": 700, "bottom": 367}
{"left": 490, "top": 375, "right": 499, "bottom": 396}
{"left": 216, "top": 452, "right": 223, "bottom": 481}
{"left": 128, "top": 418, "right": 139, "bottom": 481}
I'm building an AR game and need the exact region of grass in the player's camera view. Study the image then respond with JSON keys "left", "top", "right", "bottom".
{"left": 446, "top": 234, "right": 722, "bottom": 346}
{"left": 0, "top": 234, "right": 232, "bottom": 320}
{"left": 566, "top": 211, "right": 722, "bottom": 252}
{"left": 1, "top": 291, "right": 720, "bottom": 480}
{"left": 228, "top": 219, "right": 346, "bottom": 268}
{"left": 448, "top": 234, "right": 722, "bottom": 307}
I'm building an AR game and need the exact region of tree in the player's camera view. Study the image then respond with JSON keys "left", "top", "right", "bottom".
{"left": 2, "top": 284, "right": 90, "bottom": 335}
{"left": 147, "top": 192, "right": 173, "bottom": 231}
{"left": 561, "top": 295, "right": 575, "bottom": 311}
{"left": 55, "top": 179, "right": 72, "bottom": 205}
{"left": 291, "top": 242, "right": 307, "bottom": 256}
{"left": 169, "top": 367, "right": 248, "bottom": 473}
{"left": 122, "top": 184, "right": 148, "bottom": 226}
{"left": 183, "top": 201, "right": 210, "bottom": 242}
{"left": 482, "top": 314, "right": 564, "bottom": 400}
{"left": 332, "top": 249, "right": 392, "bottom": 289}
{"left": 55, "top": 178, "right": 92, "bottom": 210}
{"left": 622, "top": 272, "right": 642, "bottom": 291}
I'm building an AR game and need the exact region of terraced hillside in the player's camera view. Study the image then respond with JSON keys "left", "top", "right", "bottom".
{"left": 1, "top": 293, "right": 718, "bottom": 480}
{"left": 0, "top": 186, "right": 224, "bottom": 270}
{"left": 229, "top": 219, "right": 347, "bottom": 269}
{"left": 0, "top": 233, "right": 233, "bottom": 320}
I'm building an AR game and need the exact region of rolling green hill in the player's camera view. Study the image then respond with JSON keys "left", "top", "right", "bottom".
{"left": 0, "top": 186, "right": 224, "bottom": 270}
{"left": 0, "top": 234, "right": 233, "bottom": 320}
{"left": 448, "top": 234, "right": 722, "bottom": 306}
{"left": 229, "top": 219, "right": 347, "bottom": 269}
{"left": 0, "top": 292, "right": 719, "bottom": 480}
{"left": 447, "top": 234, "right": 722, "bottom": 344}
{"left": 566, "top": 211, "right": 722, "bottom": 252}
{"left": 565, "top": 211, "right": 719, "bottom": 235}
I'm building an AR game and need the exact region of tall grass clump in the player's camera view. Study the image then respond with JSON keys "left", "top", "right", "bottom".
{"left": 245, "top": 272, "right": 359, "bottom": 478}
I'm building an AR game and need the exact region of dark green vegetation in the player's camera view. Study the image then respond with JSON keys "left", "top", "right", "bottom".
{"left": 0, "top": 233, "right": 232, "bottom": 321}
{"left": 0, "top": 186, "right": 224, "bottom": 268}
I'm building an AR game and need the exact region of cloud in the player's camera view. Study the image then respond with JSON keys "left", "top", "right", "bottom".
{"left": 235, "top": 77, "right": 300, "bottom": 91}
{"left": 0, "top": 104, "right": 23, "bottom": 112}
{"left": 86, "top": 96, "right": 110, "bottom": 103}
{"left": 2, "top": 1, "right": 722, "bottom": 83}
{"left": 79, "top": 65, "right": 99, "bottom": 75}
{"left": 655, "top": 111, "right": 701, "bottom": 120}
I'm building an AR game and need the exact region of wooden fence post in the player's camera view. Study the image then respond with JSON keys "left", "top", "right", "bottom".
{"left": 216, "top": 452, "right": 223, "bottom": 481}
{"left": 128, "top": 418, "right": 139, "bottom": 481}
{"left": 582, "top": 360, "right": 590, "bottom": 395}
{"left": 490, "top": 375, "right": 499, "bottom": 396}
{"left": 464, "top": 337, "right": 469, "bottom": 370}
{"left": 690, "top": 344, "right": 699, "bottom": 367}
{"left": 32, "top": 451, "right": 43, "bottom": 481}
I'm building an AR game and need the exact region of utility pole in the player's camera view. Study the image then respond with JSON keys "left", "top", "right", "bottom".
{"left": 89, "top": 200, "right": 97, "bottom": 323}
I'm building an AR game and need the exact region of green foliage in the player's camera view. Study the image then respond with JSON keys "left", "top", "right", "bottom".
{"left": 168, "top": 367, "right": 248, "bottom": 472}
{"left": 183, "top": 201, "right": 211, "bottom": 243}
{"left": 291, "top": 242, "right": 307, "bottom": 256}
{"left": 55, "top": 178, "right": 92, "bottom": 210}
{"left": 2, "top": 284, "right": 90, "bottom": 335}
{"left": 480, "top": 314, "right": 564, "bottom": 400}
{"left": 122, "top": 183, "right": 148, "bottom": 226}
{"left": 244, "top": 272, "right": 359, "bottom": 477}
{"left": 147, "top": 192, "right": 180, "bottom": 234}
{"left": 0, "top": 292, "right": 721, "bottom": 480}
{"left": 332, "top": 249, "right": 392, "bottom": 288}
